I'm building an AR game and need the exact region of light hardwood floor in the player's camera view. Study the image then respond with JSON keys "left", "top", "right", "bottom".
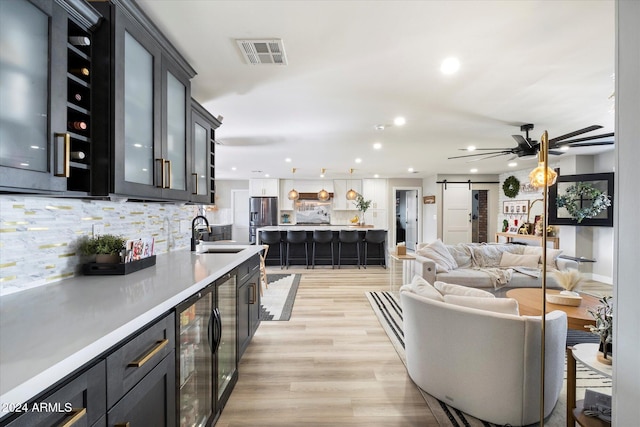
{"left": 216, "top": 261, "right": 438, "bottom": 426}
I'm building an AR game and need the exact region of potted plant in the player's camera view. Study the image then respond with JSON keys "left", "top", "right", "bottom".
{"left": 353, "top": 193, "right": 372, "bottom": 226}
{"left": 585, "top": 295, "right": 613, "bottom": 364}
{"left": 79, "top": 234, "right": 126, "bottom": 264}
{"left": 551, "top": 269, "right": 584, "bottom": 295}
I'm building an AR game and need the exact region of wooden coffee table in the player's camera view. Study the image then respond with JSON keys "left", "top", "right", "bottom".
{"left": 505, "top": 288, "right": 598, "bottom": 331}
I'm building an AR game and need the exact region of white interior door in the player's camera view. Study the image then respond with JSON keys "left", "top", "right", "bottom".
{"left": 442, "top": 183, "right": 472, "bottom": 244}
{"left": 232, "top": 189, "right": 249, "bottom": 243}
{"left": 405, "top": 190, "right": 418, "bottom": 250}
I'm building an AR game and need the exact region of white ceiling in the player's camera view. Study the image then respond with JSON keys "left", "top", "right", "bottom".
{"left": 136, "top": 0, "right": 615, "bottom": 181}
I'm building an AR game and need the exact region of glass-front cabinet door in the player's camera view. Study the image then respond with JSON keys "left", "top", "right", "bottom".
{"left": 216, "top": 273, "right": 238, "bottom": 408}
{"left": 0, "top": 0, "right": 68, "bottom": 192}
{"left": 177, "top": 289, "right": 213, "bottom": 427}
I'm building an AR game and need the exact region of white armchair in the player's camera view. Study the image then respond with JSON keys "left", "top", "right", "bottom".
{"left": 400, "top": 289, "right": 567, "bottom": 426}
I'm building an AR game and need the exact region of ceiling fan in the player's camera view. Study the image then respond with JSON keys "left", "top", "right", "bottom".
{"left": 448, "top": 124, "right": 614, "bottom": 162}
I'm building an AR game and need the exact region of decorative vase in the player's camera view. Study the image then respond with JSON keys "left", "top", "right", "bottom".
{"left": 96, "top": 254, "right": 121, "bottom": 264}
{"left": 359, "top": 212, "right": 366, "bottom": 226}
{"left": 597, "top": 341, "right": 613, "bottom": 365}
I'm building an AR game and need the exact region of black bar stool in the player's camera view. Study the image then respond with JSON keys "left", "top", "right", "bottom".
{"left": 312, "top": 230, "right": 334, "bottom": 269}
{"left": 286, "top": 230, "right": 309, "bottom": 269}
{"left": 363, "top": 229, "right": 387, "bottom": 268}
{"left": 338, "top": 230, "right": 361, "bottom": 269}
{"left": 259, "top": 230, "right": 284, "bottom": 269}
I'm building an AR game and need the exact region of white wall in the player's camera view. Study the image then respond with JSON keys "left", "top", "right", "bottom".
{"left": 613, "top": 0, "right": 640, "bottom": 423}
{"left": 421, "top": 175, "right": 439, "bottom": 243}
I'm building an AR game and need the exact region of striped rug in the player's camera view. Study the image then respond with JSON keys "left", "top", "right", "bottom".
{"left": 260, "top": 274, "right": 301, "bottom": 321}
{"left": 366, "top": 291, "right": 612, "bottom": 427}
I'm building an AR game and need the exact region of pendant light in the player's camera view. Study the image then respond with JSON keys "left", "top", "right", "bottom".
{"left": 287, "top": 168, "right": 299, "bottom": 201}
{"left": 346, "top": 168, "right": 358, "bottom": 200}
{"left": 318, "top": 168, "right": 330, "bottom": 201}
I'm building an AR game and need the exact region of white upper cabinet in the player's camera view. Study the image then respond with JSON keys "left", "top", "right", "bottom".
{"left": 362, "top": 179, "right": 388, "bottom": 210}
{"left": 332, "top": 179, "right": 362, "bottom": 210}
{"left": 249, "top": 178, "right": 279, "bottom": 197}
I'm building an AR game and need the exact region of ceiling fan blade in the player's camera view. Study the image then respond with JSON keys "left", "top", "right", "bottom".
{"left": 549, "top": 125, "right": 603, "bottom": 143}
{"left": 555, "top": 132, "right": 615, "bottom": 145}
{"left": 562, "top": 141, "right": 615, "bottom": 148}
{"left": 548, "top": 150, "right": 563, "bottom": 155}
{"left": 512, "top": 134, "right": 533, "bottom": 149}
{"left": 457, "top": 147, "right": 513, "bottom": 151}
{"left": 448, "top": 151, "right": 509, "bottom": 160}
{"left": 466, "top": 152, "right": 513, "bottom": 162}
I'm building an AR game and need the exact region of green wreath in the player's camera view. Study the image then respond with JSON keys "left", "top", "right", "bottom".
{"left": 502, "top": 176, "right": 520, "bottom": 198}
{"left": 556, "top": 182, "right": 612, "bottom": 223}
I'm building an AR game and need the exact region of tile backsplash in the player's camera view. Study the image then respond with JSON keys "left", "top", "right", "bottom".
{"left": 0, "top": 195, "right": 198, "bottom": 296}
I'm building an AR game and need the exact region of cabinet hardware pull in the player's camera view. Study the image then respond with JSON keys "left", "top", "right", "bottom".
{"left": 58, "top": 407, "right": 86, "bottom": 427}
{"left": 54, "top": 133, "right": 70, "bottom": 178}
{"left": 155, "top": 158, "right": 164, "bottom": 188}
{"left": 249, "top": 283, "right": 256, "bottom": 304}
{"left": 114, "top": 423, "right": 130, "bottom": 427}
{"left": 127, "top": 339, "right": 169, "bottom": 368}
{"left": 192, "top": 172, "right": 198, "bottom": 195}
{"left": 164, "top": 159, "right": 172, "bottom": 189}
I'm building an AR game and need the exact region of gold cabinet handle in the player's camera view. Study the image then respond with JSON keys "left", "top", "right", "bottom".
{"left": 114, "top": 423, "right": 130, "bottom": 427}
{"left": 164, "top": 159, "right": 172, "bottom": 188}
{"left": 192, "top": 172, "right": 198, "bottom": 195}
{"left": 155, "top": 158, "right": 164, "bottom": 188}
{"left": 54, "top": 132, "right": 70, "bottom": 177}
{"left": 127, "top": 339, "right": 169, "bottom": 368}
{"left": 58, "top": 407, "right": 86, "bottom": 427}
{"left": 249, "top": 283, "right": 256, "bottom": 304}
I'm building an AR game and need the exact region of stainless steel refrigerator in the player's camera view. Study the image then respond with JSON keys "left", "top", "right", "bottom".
{"left": 249, "top": 197, "right": 278, "bottom": 244}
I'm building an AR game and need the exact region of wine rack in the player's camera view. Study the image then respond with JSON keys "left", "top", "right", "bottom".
{"left": 209, "top": 128, "right": 216, "bottom": 204}
{"left": 66, "top": 19, "right": 92, "bottom": 193}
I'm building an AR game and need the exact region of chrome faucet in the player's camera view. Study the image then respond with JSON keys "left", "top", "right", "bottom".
{"left": 191, "top": 215, "right": 210, "bottom": 251}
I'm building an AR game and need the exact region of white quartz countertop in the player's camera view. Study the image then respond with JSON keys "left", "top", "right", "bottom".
{"left": 0, "top": 245, "right": 261, "bottom": 415}
{"left": 258, "top": 225, "right": 387, "bottom": 231}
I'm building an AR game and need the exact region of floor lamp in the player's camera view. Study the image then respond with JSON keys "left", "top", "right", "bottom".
{"left": 528, "top": 130, "right": 558, "bottom": 426}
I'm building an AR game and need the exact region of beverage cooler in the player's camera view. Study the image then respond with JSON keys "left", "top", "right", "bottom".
{"left": 176, "top": 271, "right": 237, "bottom": 427}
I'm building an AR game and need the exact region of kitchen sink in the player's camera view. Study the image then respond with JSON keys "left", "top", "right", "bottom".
{"left": 199, "top": 247, "right": 244, "bottom": 254}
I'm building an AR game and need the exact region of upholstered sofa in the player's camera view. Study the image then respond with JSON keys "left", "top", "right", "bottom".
{"left": 413, "top": 240, "right": 578, "bottom": 290}
{"left": 400, "top": 279, "right": 567, "bottom": 426}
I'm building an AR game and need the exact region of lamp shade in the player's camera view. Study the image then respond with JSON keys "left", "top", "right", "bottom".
{"left": 346, "top": 188, "right": 358, "bottom": 200}
{"left": 317, "top": 188, "right": 330, "bottom": 201}
{"left": 288, "top": 188, "right": 299, "bottom": 201}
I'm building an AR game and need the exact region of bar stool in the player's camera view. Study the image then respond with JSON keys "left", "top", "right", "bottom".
{"left": 363, "top": 229, "right": 387, "bottom": 268}
{"left": 338, "top": 230, "right": 361, "bottom": 269}
{"left": 259, "top": 230, "right": 284, "bottom": 269}
{"left": 312, "top": 230, "right": 334, "bottom": 269}
{"left": 286, "top": 230, "right": 309, "bottom": 269}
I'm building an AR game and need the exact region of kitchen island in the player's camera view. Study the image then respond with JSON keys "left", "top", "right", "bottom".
{"left": 256, "top": 225, "right": 387, "bottom": 268}
{"left": 0, "top": 245, "right": 262, "bottom": 422}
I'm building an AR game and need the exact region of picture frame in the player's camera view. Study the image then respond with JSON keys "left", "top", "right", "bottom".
{"left": 507, "top": 225, "right": 520, "bottom": 234}
{"left": 503, "top": 200, "right": 528, "bottom": 215}
{"left": 549, "top": 172, "right": 614, "bottom": 227}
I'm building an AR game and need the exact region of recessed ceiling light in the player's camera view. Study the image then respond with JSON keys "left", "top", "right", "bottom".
{"left": 560, "top": 145, "right": 570, "bottom": 151}
{"left": 470, "top": 168, "right": 478, "bottom": 173}
{"left": 355, "top": 158, "right": 362, "bottom": 164}
{"left": 374, "top": 174, "right": 379, "bottom": 178}
{"left": 373, "top": 142, "right": 382, "bottom": 150}
{"left": 134, "top": 143, "right": 142, "bottom": 148}
{"left": 408, "top": 167, "right": 414, "bottom": 173}
{"left": 441, "top": 57, "right": 460, "bottom": 75}
{"left": 508, "top": 162, "right": 518, "bottom": 167}
{"left": 394, "top": 117, "right": 406, "bottom": 126}
{"left": 265, "top": 174, "right": 270, "bottom": 177}
{"left": 467, "top": 145, "right": 476, "bottom": 152}
{"left": 285, "top": 157, "right": 292, "bottom": 162}
{"left": 231, "top": 167, "right": 237, "bottom": 171}
{"left": 30, "top": 145, "right": 39, "bottom": 149}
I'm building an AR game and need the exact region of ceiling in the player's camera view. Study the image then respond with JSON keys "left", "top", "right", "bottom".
{"left": 136, "top": 0, "right": 615, "bottom": 181}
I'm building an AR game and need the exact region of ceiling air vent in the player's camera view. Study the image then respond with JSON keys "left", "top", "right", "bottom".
{"left": 236, "top": 39, "right": 287, "bottom": 65}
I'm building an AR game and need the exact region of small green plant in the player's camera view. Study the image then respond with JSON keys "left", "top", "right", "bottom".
{"left": 585, "top": 295, "right": 613, "bottom": 359}
{"left": 353, "top": 193, "right": 372, "bottom": 213}
{"left": 79, "top": 234, "right": 126, "bottom": 255}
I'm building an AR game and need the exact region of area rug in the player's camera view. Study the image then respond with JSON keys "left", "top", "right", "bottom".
{"left": 366, "top": 291, "right": 612, "bottom": 427}
{"left": 260, "top": 274, "right": 301, "bottom": 321}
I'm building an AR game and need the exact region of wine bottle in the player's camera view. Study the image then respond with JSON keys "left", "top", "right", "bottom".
{"left": 68, "top": 36, "right": 90, "bottom": 46}
{"left": 70, "top": 151, "right": 86, "bottom": 160}
{"left": 68, "top": 121, "right": 87, "bottom": 131}
{"left": 70, "top": 67, "right": 89, "bottom": 77}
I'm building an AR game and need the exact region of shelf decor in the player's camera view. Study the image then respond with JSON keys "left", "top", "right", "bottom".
{"left": 502, "top": 175, "right": 520, "bottom": 198}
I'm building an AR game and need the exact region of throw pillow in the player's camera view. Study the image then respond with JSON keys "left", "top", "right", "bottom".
{"left": 416, "top": 239, "right": 458, "bottom": 273}
{"left": 523, "top": 246, "right": 563, "bottom": 268}
{"left": 470, "top": 244, "right": 524, "bottom": 268}
{"left": 499, "top": 252, "right": 541, "bottom": 269}
{"left": 446, "top": 243, "right": 474, "bottom": 268}
{"left": 434, "top": 281, "right": 495, "bottom": 298}
{"left": 444, "top": 295, "right": 520, "bottom": 316}
{"left": 401, "top": 275, "right": 444, "bottom": 301}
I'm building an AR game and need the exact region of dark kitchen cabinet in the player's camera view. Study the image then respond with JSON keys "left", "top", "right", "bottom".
{"left": 91, "top": 0, "right": 196, "bottom": 201}
{"left": 0, "top": 360, "right": 106, "bottom": 427}
{"left": 191, "top": 99, "right": 222, "bottom": 205}
{"left": 0, "top": 0, "right": 100, "bottom": 194}
{"left": 237, "top": 255, "right": 261, "bottom": 359}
